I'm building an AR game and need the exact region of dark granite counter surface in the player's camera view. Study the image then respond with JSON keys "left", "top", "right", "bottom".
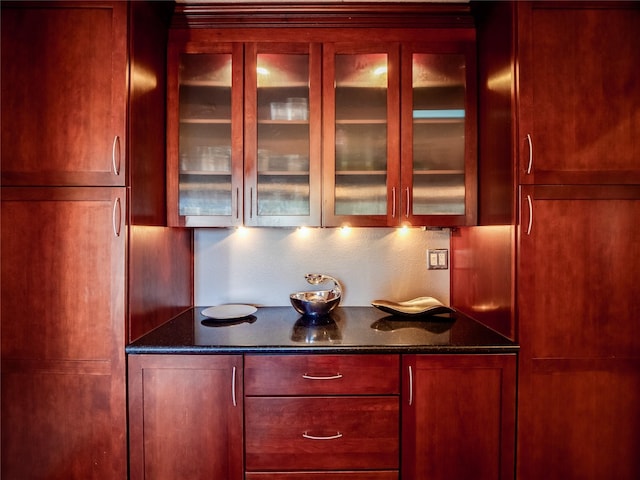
{"left": 126, "top": 306, "right": 518, "bottom": 354}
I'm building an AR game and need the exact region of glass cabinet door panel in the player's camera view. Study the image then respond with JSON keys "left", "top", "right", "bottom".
{"left": 176, "top": 52, "right": 237, "bottom": 222}
{"left": 411, "top": 53, "right": 467, "bottom": 216}
{"left": 245, "top": 44, "right": 321, "bottom": 227}
{"left": 334, "top": 52, "right": 389, "bottom": 218}
{"left": 256, "top": 53, "right": 310, "bottom": 217}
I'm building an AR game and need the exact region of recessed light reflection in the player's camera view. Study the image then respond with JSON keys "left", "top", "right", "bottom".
{"left": 374, "top": 66, "right": 387, "bottom": 76}
{"left": 339, "top": 225, "right": 351, "bottom": 237}
{"left": 257, "top": 66, "right": 270, "bottom": 76}
{"left": 235, "top": 226, "right": 249, "bottom": 237}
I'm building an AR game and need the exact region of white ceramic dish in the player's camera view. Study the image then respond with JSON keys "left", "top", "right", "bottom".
{"left": 201, "top": 304, "right": 257, "bottom": 319}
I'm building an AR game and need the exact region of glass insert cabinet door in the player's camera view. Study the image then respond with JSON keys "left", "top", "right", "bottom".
{"left": 168, "top": 43, "right": 243, "bottom": 227}
{"left": 244, "top": 43, "right": 321, "bottom": 227}
{"left": 323, "top": 44, "right": 400, "bottom": 227}
{"left": 401, "top": 45, "right": 477, "bottom": 226}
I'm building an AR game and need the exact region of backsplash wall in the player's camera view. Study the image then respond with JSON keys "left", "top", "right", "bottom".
{"left": 194, "top": 227, "right": 450, "bottom": 307}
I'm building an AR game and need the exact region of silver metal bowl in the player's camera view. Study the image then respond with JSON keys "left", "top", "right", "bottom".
{"left": 289, "top": 289, "right": 340, "bottom": 318}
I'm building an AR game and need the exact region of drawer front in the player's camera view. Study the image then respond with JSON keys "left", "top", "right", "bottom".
{"left": 245, "top": 396, "right": 399, "bottom": 471}
{"left": 245, "top": 471, "right": 398, "bottom": 480}
{"left": 245, "top": 354, "right": 400, "bottom": 395}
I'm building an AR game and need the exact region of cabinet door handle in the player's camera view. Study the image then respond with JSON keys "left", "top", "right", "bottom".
{"left": 232, "top": 366, "right": 237, "bottom": 407}
{"left": 250, "top": 187, "right": 253, "bottom": 219}
{"left": 408, "top": 365, "right": 413, "bottom": 406}
{"left": 405, "top": 187, "right": 410, "bottom": 218}
{"left": 392, "top": 187, "right": 396, "bottom": 218}
{"left": 526, "top": 194, "right": 533, "bottom": 236}
{"left": 112, "top": 135, "right": 121, "bottom": 176}
{"left": 302, "top": 432, "right": 343, "bottom": 441}
{"left": 235, "top": 187, "right": 240, "bottom": 220}
{"left": 525, "top": 134, "right": 533, "bottom": 175}
{"left": 112, "top": 197, "right": 122, "bottom": 237}
{"left": 302, "top": 373, "right": 343, "bottom": 380}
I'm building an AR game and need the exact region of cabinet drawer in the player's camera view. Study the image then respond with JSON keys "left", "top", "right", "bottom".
{"left": 245, "top": 396, "right": 399, "bottom": 471}
{"left": 246, "top": 472, "right": 398, "bottom": 480}
{"left": 245, "top": 354, "right": 399, "bottom": 395}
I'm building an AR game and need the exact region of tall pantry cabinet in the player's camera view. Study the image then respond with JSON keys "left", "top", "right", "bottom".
{"left": 452, "top": 2, "right": 640, "bottom": 478}
{"left": 1, "top": 2, "right": 192, "bottom": 478}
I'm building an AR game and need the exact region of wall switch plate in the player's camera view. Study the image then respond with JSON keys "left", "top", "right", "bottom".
{"left": 427, "top": 248, "right": 449, "bottom": 270}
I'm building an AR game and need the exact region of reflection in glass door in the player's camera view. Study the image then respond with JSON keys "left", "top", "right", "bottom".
{"left": 256, "top": 53, "right": 311, "bottom": 217}
{"left": 177, "top": 53, "right": 234, "bottom": 218}
{"left": 411, "top": 53, "right": 466, "bottom": 216}
{"left": 334, "top": 53, "right": 389, "bottom": 216}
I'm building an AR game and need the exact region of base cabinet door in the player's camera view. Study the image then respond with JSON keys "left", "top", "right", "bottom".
{"left": 1, "top": 187, "right": 127, "bottom": 480}
{"left": 128, "top": 354, "right": 243, "bottom": 480}
{"left": 517, "top": 185, "right": 640, "bottom": 479}
{"left": 401, "top": 354, "right": 516, "bottom": 480}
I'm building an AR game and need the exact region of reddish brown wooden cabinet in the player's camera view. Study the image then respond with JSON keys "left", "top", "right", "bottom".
{"left": 128, "top": 355, "right": 243, "bottom": 480}
{"left": 1, "top": 186, "right": 128, "bottom": 479}
{"left": 167, "top": 4, "right": 478, "bottom": 228}
{"left": 516, "top": 185, "right": 640, "bottom": 479}
{"left": 244, "top": 354, "right": 400, "bottom": 479}
{"left": 516, "top": 2, "right": 640, "bottom": 186}
{"left": 402, "top": 354, "right": 517, "bottom": 480}
{"left": 453, "top": 2, "right": 640, "bottom": 479}
{"left": 1, "top": 2, "right": 192, "bottom": 478}
{"left": 1, "top": 2, "right": 127, "bottom": 187}
{"left": 514, "top": 3, "right": 640, "bottom": 478}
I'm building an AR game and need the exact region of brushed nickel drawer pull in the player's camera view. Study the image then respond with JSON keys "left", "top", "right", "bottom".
{"left": 526, "top": 194, "right": 533, "bottom": 236}
{"left": 525, "top": 134, "right": 533, "bottom": 175}
{"left": 302, "top": 431, "right": 343, "bottom": 441}
{"left": 302, "top": 373, "right": 343, "bottom": 380}
{"left": 408, "top": 365, "right": 414, "bottom": 406}
{"left": 112, "top": 135, "right": 121, "bottom": 176}
{"left": 405, "top": 187, "right": 410, "bottom": 218}
{"left": 392, "top": 187, "right": 396, "bottom": 218}
{"left": 112, "top": 197, "right": 122, "bottom": 237}
{"left": 232, "top": 366, "right": 237, "bottom": 407}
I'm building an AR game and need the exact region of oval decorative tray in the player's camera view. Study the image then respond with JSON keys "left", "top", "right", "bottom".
{"left": 371, "top": 297, "right": 454, "bottom": 317}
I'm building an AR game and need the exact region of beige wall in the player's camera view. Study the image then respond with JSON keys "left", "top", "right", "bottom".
{"left": 194, "top": 227, "right": 450, "bottom": 307}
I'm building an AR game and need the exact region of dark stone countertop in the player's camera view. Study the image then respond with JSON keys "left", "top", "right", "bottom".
{"left": 126, "top": 306, "right": 518, "bottom": 354}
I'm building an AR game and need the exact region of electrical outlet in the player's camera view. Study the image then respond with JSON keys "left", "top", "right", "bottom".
{"left": 427, "top": 248, "right": 449, "bottom": 270}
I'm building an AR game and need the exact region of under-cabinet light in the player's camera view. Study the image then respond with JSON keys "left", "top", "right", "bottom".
{"left": 296, "top": 226, "right": 311, "bottom": 238}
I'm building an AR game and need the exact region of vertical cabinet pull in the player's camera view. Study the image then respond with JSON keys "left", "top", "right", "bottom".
{"left": 405, "top": 187, "right": 410, "bottom": 218}
{"left": 526, "top": 194, "right": 533, "bottom": 236}
{"left": 525, "top": 134, "right": 533, "bottom": 175}
{"left": 408, "top": 365, "right": 413, "bottom": 406}
{"left": 235, "top": 187, "right": 240, "bottom": 220}
{"left": 231, "top": 366, "right": 237, "bottom": 407}
{"left": 249, "top": 188, "right": 254, "bottom": 219}
{"left": 112, "top": 135, "right": 121, "bottom": 176}
{"left": 302, "top": 373, "right": 343, "bottom": 380}
{"left": 392, "top": 187, "right": 396, "bottom": 218}
{"left": 112, "top": 197, "right": 122, "bottom": 237}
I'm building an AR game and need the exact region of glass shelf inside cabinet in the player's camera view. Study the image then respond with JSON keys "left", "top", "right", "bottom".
{"left": 334, "top": 53, "right": 388, "bottom": 216}
{"left": 178, "top": 53, "right": 234, "bottom": 218}
{"left": 412, "top": 53, "right": 467, "bottom": 215}
{"left": 256, "top": 53, "right": 311, "bottom": 217}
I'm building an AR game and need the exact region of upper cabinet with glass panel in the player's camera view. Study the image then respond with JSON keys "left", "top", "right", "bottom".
{"left": 323, "top": 45, "right": 400, "bottom": 227}
{"left": 402, "top": 45, "right": 477, "bottom": 226}
{"left": 168, "top": 5, "right": 476, "bottom": 228}
{"left": 244, "top": 44, "right": 322, "bottom": 227}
